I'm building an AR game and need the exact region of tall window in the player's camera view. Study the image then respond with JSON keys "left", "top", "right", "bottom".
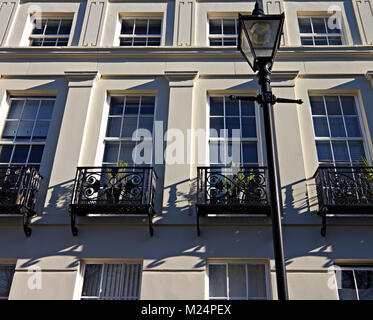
{"left": 120, "top": 18, "right": 162, "bottom": 46}
{"left": 207, "top": 262, "right": 269, "bottom": 300}
{"left": 81, "top": 263, "right": 142, "bottom": 300}
{"left": 310, "top": 95, "right": 367, "bottom": 166}
{"left": 0, "top": 264, "right": 15, "bottom": 300}
{"left": 209, "top": 96, "right": 259, "bottom": 165}
{"left": 298, "top": 17, "right": 344, "bottom": 46}
{"left": 103, "top": 96, "right": 155, "bottom": 166}
{"left": 335, "top": 266, "right": 373, "bottom": 300}
{"left": 208, "top": 18, "right": 238, "bottom": 46}
{"left": 0, "top": 97, "right": 55, "bottom": 170}
{"left": 29, "top": 18, "right": 72, "bottom": 46}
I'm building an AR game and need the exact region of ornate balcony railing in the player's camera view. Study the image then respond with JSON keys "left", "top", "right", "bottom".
{"left": 0, "top": 166, "right": 43, "bottom": 236}
{"left": 314, "top": 166, "right": 373, "bottom": 236}
{"left": 196, "top": 166, "right": 271, "bottom": 235}
{"left": 70, "top": 166, "right": 157, "bottom": 236}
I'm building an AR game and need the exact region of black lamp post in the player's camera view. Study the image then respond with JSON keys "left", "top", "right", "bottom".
{"left": 231, "top": 1, "right": 303, "bottom": 300}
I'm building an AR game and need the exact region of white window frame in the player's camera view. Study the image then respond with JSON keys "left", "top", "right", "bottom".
{"left": 0, "top": 263, "right": 16, "bottom": 300}
{"left": 207, "top": 17, "right": 238, "bottom": 47}
{"left": 298, "top": 16, "right": 346, "bottom": 46}
{"left": 79, "top": 261, "right": 143, "bottom": 300}
{"left": 118, "top": 17, "right": 163, "bottom": 47}
{"left": 0, "top": 96, "right": 55, "bottom": 169}
{"left": 206, "top": 94, "right": 264, "bottom": 166}
{"left": 98, "top": 94, "right": 157, "bottom": 167}
{"left": 309, "top": 94, "right": 371, "bottom": 166}
{"left": 28, "top": 16, "right": 74, "bottom": 47}
{"left": 334, "top": 265, "right": 373, "bottom": 300}
{"left": 205, "top": 260, "right": 271, "bottom": 300}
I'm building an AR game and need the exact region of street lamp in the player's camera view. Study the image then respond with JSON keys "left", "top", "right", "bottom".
{"left": 231, "top": 1, "right": 303, "bottom": 301}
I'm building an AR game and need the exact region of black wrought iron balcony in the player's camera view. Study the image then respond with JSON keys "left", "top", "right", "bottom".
{"left": 70, "top": 166, "right": 157, "bottom": 236}
{"left": 196, "top": 166, "right": 271, "bottom": 235}
{"left": 0, "top": 166, "right": 43, "bottom": 236}
{"left": 314, "top": 166, "right": 373, "bottom": 236}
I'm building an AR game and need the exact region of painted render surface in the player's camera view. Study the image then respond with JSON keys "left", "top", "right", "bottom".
{"left": 0, "top": 0, "right": 371, "bottom": 299}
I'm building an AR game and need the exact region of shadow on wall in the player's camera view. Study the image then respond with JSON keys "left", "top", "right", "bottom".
{"left": 44, "top": 179, "right": 75, "bottom": 215}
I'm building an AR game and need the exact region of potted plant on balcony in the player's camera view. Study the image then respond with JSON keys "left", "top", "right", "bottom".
{"left": 362, "top": 157, "right": 373, "bottom": 202}
{"left": 224, "top": 165, "right": 256, "bottom": 204}
{"left": 104, "top": 160, "right": 128, "bottom": 204}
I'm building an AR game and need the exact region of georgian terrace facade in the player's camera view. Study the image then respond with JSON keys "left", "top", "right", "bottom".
{"left": 0, "top": 0, "right": 372, "bottom": 300}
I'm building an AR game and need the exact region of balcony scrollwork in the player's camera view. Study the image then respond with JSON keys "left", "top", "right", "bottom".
{"left": 0, "top": 166, "right": 43, "bottom": 236}
{"left": 69, "top": 166, "right": 157, "bottom": 236}
{"left": 314, "top": 166, "right": 373, "bottom": 236}
{"left": 196, "top": 166, "right": 271, "bottom": 235}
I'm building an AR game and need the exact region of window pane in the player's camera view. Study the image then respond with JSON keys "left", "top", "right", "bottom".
{"left": 45, "top": 20, "right": 60, "bottom": 35}
{"left": 11, "top": 145, "right": 29, "bottom": 163}
{"left": 28, "top": 145, "right": 44, "bottom": 163}
{"left": 314, "top": 37, "right": 328, "bottom": 45}
{"left": 228, "top": 264, "right": 246, "bottom": 298}
{"left": 348, "top": 141, "right": 365, "bottom": 163}
{"left": 2, "top": 121, "right": 18, "bottom": 139}
{"left": 210, "top": 117, "right": 224, "bottom": 137}
{"left": 337, "top": 270, "right": 358, "bottom": 300}
{"left": 241, "top": 117, "right": 256, "bottom": 138}
{"left": 310, "top": 97, "right": 325, "bottom": 115}
{"left": 313, "top": 117, "right": 329, "bottom": 137}
{"left": 312, "top": 18, "right": 326, "bottom": 33}
{"left": 82, "top": 264, "right": 103, "bottom": 297}
{"left": 298, "top": 18, "right": 312, "bottom": 33}
{"left": 301, "top": 37, "right": 313, "bottom": 45}
{"left": 316, "top": 141, "right": 332, "bottom": 162}
{"left": 325, "top": 96, "right": 341, "bottom": 115}
{"left": 225, "top": 99, "right": 239, "bottom": 116}
{"left": 121, "top": 117, "right": 138, "bottom": 138}
{"left": 110, "top": 97, "right": 124, "bottom": 115}
{"left": 332, "top": 141, "right": 349, "bottom": 162}
{"left": 209, "top": 20, "right": 221, "bottom": 34}
{"left": 22, "top": 100, "right": 39, "bottom": 119}
{"left": 328, "top": 36, "right": 342, "bottom": 45}
{"left": 138, "top": 117, "right": 154, "bottom": 134}
{"left": 223, "top": 19, "right": 236, "bottom": 34}
{"left": 121, "top": 20, "right": 134, "bottom": 34}
{"left": 101, "top": 264, "right": 122, "bottom": 298}
{"left": 241, "top": 100, "right": 255, "bottom": 116}
{"left": 223, "top": 38, "right": 237, "bottom": 46}
{"left": 147, "top": 37, "right": 161, "bottom": 46}
{"left": 209, "top": 265, "right": 227, "bottom": 298}
{"left": 125, "top": 97, "right": 140, "bottom": 115}
{"left": 345, "top": 117, "right": 362, "bottom": 137}
{"left": 57, "top": 38, "right": 68, "bottom": 46}
{"left": 42, "top": 38, "right": 58, "bottom": 46}
{"left": 30, "top": 39, "right": 43, "bottom": 46}
{"left": 16, "top": 121, "right": 34, "bottom": 140}
{"left": 38, "top": 100, "right": 54, "bottom": 119}
{"left": 133, "top": 38, "right": 147, "bottom": 46}
{"left": 148, "top": 20, "right": 161, "bottom": 34}
{"left": 8, "top": 100, "right": 24, "bottom": 119}
{"left": 247, "top": 265, "right": 266, "bottom": 298}
{"left": 341, "top": 97, "right": 356, "bottom": 115}
{"left": 140, "top": 97, "right": 155, "bottom": 115}
{"left": 32, "top": 121, "right": 50, "bottom": 140}
{"left": 329, "top": 117, "right": 346, "bottom": 137}
{"left": 242, "top": 142, "right": 258, "bottom": 164}
{"left": 120, "top": 38, "right": 133, "bottom": 46}
{"left": 327, "top": 21, "right": 341, "bottom": 34}
{"left": 59, "top": 20, "right": 72, "bottom": 34}
{"left": 122, "top": 264, "right": 142, "bottom": 299}
{"left": 119, "top": 142, "right": 137, "bottom": 164}
{"left": 103, "top": 143, "right": 119, "bottom": 163}
{"left": 32, "top": 20, "right": 45, "bottom": 35}
{"left": 210, "top": 38, "right": 222, "bottom": 46}
{"left": 355, "top": 270, "right": 373, "bottom": 300}
{"left": 209, "top": 142, "right": 222, "bottom": 164}
{"left": 106, "top": 117, "right": 121, "bottom": 137}
{"left": 210, "top": 97, "right": 224, "bottom": 116}
{"left": 225, "top": 118, "right": 240, "bottom": 138}
{"left": 135, "top": 20, "right": 148, "bottom": 34}
{"left": 0, "top": 145, "right": 13, "bottom": 163}
{"left": 0, "top": 265, "right": 15, "bottom": 298}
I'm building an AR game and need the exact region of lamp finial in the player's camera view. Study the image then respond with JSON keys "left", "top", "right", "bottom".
{"left": 252, "top": 1, "right": 264, "bottom": 16}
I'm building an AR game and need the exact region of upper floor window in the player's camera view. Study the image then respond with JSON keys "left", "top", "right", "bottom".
{"left": 0, "top": 97, "right": 55, "bottom": 170}
{"left": 335, "top": 266, "right": 373, "bottom": 300}
{"left": 298, "top": 17, "right": 344, "bottom": 46}
{"left": 209, "top": 96, "right": 259, "bottom": 166}
{"left": 310, "top": 95, "right": 367, "bottom": 166}
{"left": 120, "top": 18, "right": 162, "bottom": 46}
{"left": 103, "top": 96, "right": 155, "bottom": 166}
{"left": 208, "top": 18, "right": 238, "bottom": 46}
{"left": 0, "top": 264, "right": 15, "bottom": 300}
{"left": 81, "top": 263, "right": 142, "bottom": 300}
{"left": 207, "top": 262, "right": 269, "bottom": 300}
{"left": 30, "top": 18, "right": 72, "bottom": 46}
